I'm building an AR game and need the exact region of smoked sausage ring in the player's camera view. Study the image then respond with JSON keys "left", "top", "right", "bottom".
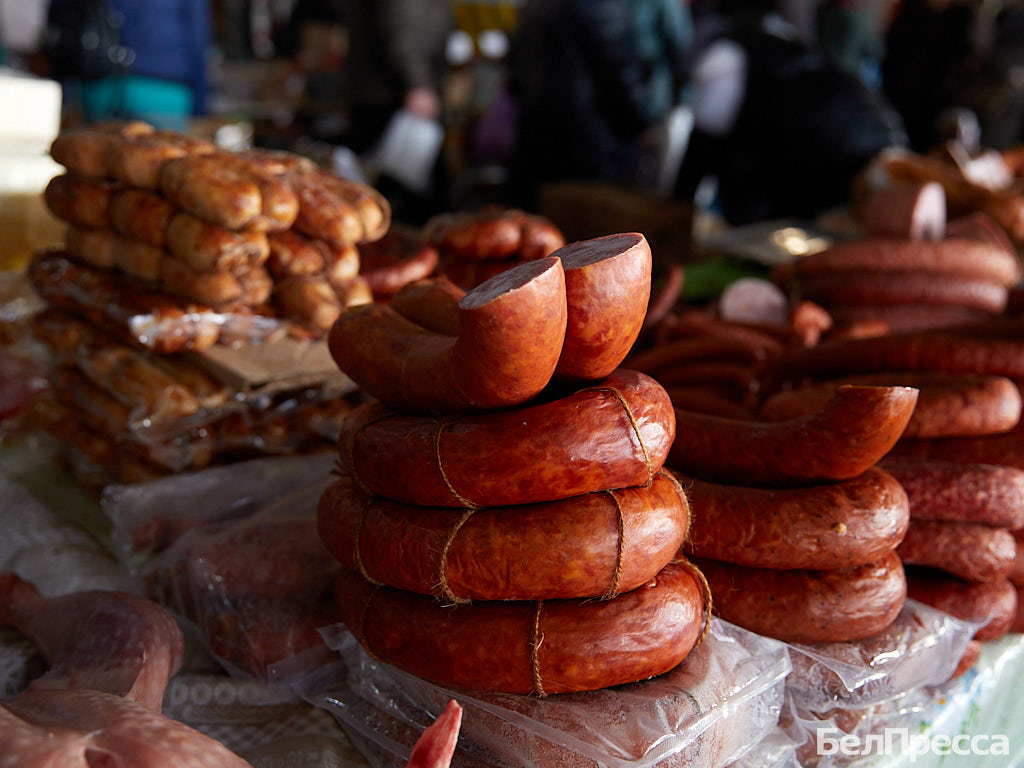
{"left": 679, "top": 467, "right": 909, "bottom": 570}
{"left": 329, "top": 257, "right": 568, "bottom": 412}
{"left": 696, "top": 551, "right": 907, "bottom": 644}
{"left": 318, "top": 471, "right": 689, "bottom": 602}
{"left": 335, "top": 559, "right": 708, "bottom": 695}
{"left": 339, "top": 368, "right": 675, "bottom": 507}
{"left": 553, "top": 232, "right": 652, "bottom": 380}
{"left": 761, "top": 372, "right": 1022, "bottom": 439}
{"left": 669, "top": 385, "right": 918, "bottom": 487}
{"left": 426, "top": 207, "right": 564, "bottom": 261}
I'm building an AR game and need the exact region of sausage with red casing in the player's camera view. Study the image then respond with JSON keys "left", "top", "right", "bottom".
{"left": 329, "top": 257, "right": 568, "bottom": 412}
{"left": 335, "top": 559, "right": 706, "bottom": 694}
{"left": 897, "top": 519, "right": 1016, "bottom": 582}
{"left": 905, "top": 566, "right": 1017, "bottom": 641}
{"left": 669, "top": 385, "right": 918, "bottom": 487}
{"left": 678, "top": 467, "right": 909, "bottom": 570}
{"left": 340, "top": 368, "right": 675, "bottom": 507}
{"left": 695, "top": 551, "right": 907, "bottom": 643}
{"left": 318, "top": 470, "right": 689, "bottom": 601}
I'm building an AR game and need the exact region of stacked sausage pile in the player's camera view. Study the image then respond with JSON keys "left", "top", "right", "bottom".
{"left": 425, "top": 206, "right": 566, "bottom": 290}
{"left": 318, "top": 233, "right": 711, "bottom": 694}
{"left": 42, "top": 120, "right": 386, "bottom": 338}
{"left": 773, "top": 211, "right": 1022, "bottom": 335}
{"left": 668, "top": 381, "right": 916, "bottom": 644}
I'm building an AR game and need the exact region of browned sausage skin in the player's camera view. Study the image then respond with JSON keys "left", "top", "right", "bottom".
{"left": 679, "top": 467, "right": 909, "bottom": 570}
{"left": 329, "top": 257, "right": 568, "bottom": 412}
{"left": 696, "top": 552, "right": 907, "bottom": 643}
{"left": 340, "top": 368, "right": 675, "bottom": 507}
{"left": 335, "top": 559, "right": 706, "bottom": 694}
{"left": 553, "top": 232, "right": 652, "bottom": 381}
{"left": 669, "top": 385, "right": 918, "bottom": 486}
{"left": 318, "top": 470, "right": 689, "bottom": 601}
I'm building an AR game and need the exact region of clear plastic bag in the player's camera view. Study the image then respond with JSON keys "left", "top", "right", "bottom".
{"left": 103, "top": 454, "right": 341, "bottom": 680}
{"left": 294, "top": 618, "right": 791, "bottom": 768}
{"left": 783, "top": 599, "right": 980, "bottom": 712}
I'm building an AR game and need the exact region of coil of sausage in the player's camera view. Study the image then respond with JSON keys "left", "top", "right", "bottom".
{"left": 166, "top": 213, "right": 270, "bottom": 272}
{"left": 387, "top": 277, "right": 464, "bottom": 335}
{"left": 669, "top": 385, "right": 918, "bottom": 487}
{"left": 358, "top": 228, "right": 440, "bottom": 299}
{"left": 329, "top": 257, "right": 568, "bottom": 412}
{"left": 335, "top": 559, "right": 707, "bottom": 694}
{"left": 679, "top": 467, "right": 909, "bottom": 570}
{"left": 290, "top": 168, "right": 391, "bottom": 245}
{"left": 897, "top": 519, "right": 1016, "bottom": 582}
{"left": 879, "top": 458, "right": 1024, "bottom": 528}
{"left": 905, "top": 566, "right": 1017, "bottom": 641}
{"left": 426, "top": 207, "right": 565, "bottom": 261}
{"left": 696, "top": 552, "right": 907, "bottom": 643}
{"left": 318, "top": 470, "right": 689, "bottom": 602}
{"left": 553, "top": 232, "right": 652, "bottom": 380}
{"left": 761, "top": 372, "right": 1022, "bottom": 439}
{"left": 340, "top": 368, "right": 675, "bottom": 507}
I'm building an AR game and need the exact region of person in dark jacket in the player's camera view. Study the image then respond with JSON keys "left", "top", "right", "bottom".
{"left": 504, "top": 0, "right": 693, "bottom": 210}
{"left": 45, "top": 0, "right": 210, "bottom": 130}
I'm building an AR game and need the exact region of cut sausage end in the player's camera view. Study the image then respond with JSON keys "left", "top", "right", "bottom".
{"left": 556, "top": 232, "right": 646, "bottom": 269}
{"left": 459, "top": 256, "right": 561, "bottom": 309}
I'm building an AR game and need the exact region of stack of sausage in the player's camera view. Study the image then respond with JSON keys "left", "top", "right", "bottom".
{"left": 773, "top": 203, "right": 1022, "bottom": 335}
{"left": 668, "top": 380, "right": 916, "bottom": 644}
{"left": 317, "top": 233, "right": 711, "bottom": 695}
{"left": 42, "top": 121, "right": 386, "bottom": 338}
{"left": 775, "top": 316, "right": 1024, "bottom": 657}
{"left": 25, "top": 309, "right": 353, "bottom": 493}
{"left": 425, "top": 206, "right": 566, "bottom": 290}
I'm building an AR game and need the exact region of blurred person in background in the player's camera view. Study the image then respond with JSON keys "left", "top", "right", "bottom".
{"left": 340, "top": 0, "right": 453, "bottom": 223}
{"left": 502, "top": 0, "right": 694, "bottom": 210}
{"left": 673, "top": 0, "right": 906, "bottom": 225}
{"left": 815, "top": 0, "right": 887, "bottom": 90}
{"left": 42, "top": 0, "right": 210, "bottom": 130}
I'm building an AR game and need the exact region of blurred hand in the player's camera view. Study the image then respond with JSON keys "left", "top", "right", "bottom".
{"left": 405, "top": 87, "right": 442, "bottom": 120}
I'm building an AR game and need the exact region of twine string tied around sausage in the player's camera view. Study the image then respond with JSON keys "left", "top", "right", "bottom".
{"left": 434, "top": 506, "right": 478, "bottom": 606}
{"left": 435, "top": 417, "right": 483, "bottom": 510}
{"left": 353, "top": 494, "right": 386, "bottom": 588}
{"left": 675, "top": 557, "right": 713, "bottom": 647}
{"left": 579, "top": 385, "right": 655, "bottom": 487}
{"left": 530, "top": 601, "right": 546, "bottom": 697}
{"left": 601, "top": 490, "right": 626, "bottom": 601}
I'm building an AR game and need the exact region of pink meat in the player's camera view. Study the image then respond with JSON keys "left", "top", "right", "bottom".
{"left": 407, "top": 700, "right": 463, "bottom": 768}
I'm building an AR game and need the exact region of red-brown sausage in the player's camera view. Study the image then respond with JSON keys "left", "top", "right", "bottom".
{"left": 166, "top": 212, "right": 270, "bottom": 272}
{"left": 775, "top": 237, "right": 1021, "bottom": 286}
{"left": 897, "top": 519, "right": 1016, "bottom": 582}
{"left": 335, "top": 559, "right": 706, "bottom": 694}
{"left": 783, "top": 323, "right": 1024, "bottom": 381}
{"left": 358, "top": 227, "right": 440, "bottom": 299}
{"left": 274, "top": 276, "right": 342, "bottom": 332}
{"left": 43, "top": 174, "right": 114, "bottom": 229}
{"left": 826, "top": 303, "right": 990, "bottom": 333}
{"left": 341, "top": 368, "right": 675, "bottom": 507}
{"left": 318, "top": 470, "right": 689, "bottom": 601}
{"left": 669, "top": 385, "right": 918, "bottom": 487}
{"left": 552, "top": 232, "right": 652, "bottom": 380}
{"left": 695, "top": 551, "right": 906, "bottom": 643}
{"left": 891, "top": 429, "right": 1024, "bottom": 472}
{"left": 159, "top": 258, "right": 243, "bottom": 306}
{"left": 49, "top": 121, "right": 154, "bottom": 178}
{"left": 329, "top": 257, "right": 567, "bottom": 412}
{"left": 426, "top": 207, "right": 564, "bottom": 261}
{"left": 905, "top": 567, "right": 1017, "bottom": 641}
{"left": 760, "top": 373, "right": 1022, "bottom": 439}
{"left": 796, "top": 271, "right": 1009, "bottom": 314}
{"left": 879, "top": 458, "right": 1024, "bottom": 528}
{"left": 65, "top": 225, "right": 115, "bottom": 268}
{"left": 108, "top": 188, "right": 175, "bottom": 247}
{"left": 290, "top": 168, "right": 391, "bottom": 245}
{"left": 107, "top": 129, "right": 216, "bottom": 189}
{"left": 679, "top": 467, "right": 909, "bottom": 570}
{"left": 388, "top": 277, "right": 465, "bottom": 335}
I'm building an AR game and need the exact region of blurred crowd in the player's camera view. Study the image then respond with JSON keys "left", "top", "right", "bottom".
{"left": 2, "top": 0, "right": 1024, "bottom": 226}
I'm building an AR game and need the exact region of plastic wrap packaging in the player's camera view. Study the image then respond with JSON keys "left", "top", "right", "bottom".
{"left": 103, "top": 454, "right": 341, "bottom": 681}
{"left": 724, "top": 728, "right": 800, "bottom": 768}
{"left": 27, "top": 249, "right": 295, "bottom": 353}
{"left": 294, "top": 618, "right": 791, "bottom": 768}
{"left": 783, "top": 599, "right": 979, "bottom": 712}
